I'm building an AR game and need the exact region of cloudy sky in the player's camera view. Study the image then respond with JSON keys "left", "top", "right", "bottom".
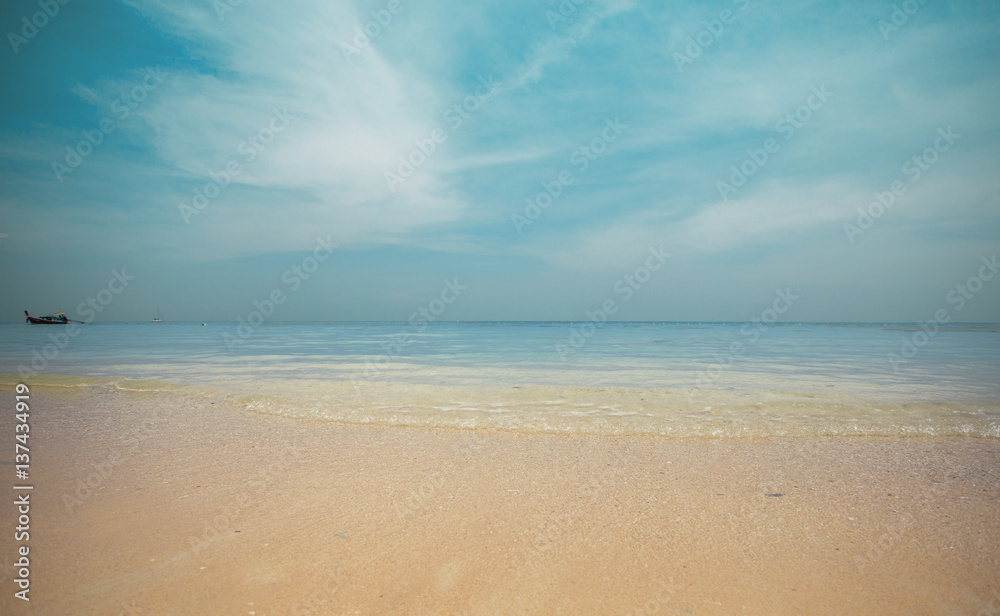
{"left": 1, "top": 0, "right": 998, "bottom": 322}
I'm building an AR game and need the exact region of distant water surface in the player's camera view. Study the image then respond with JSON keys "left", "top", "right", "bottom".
{"left": 2, "top": 322, "right": 998, "bottom": 437}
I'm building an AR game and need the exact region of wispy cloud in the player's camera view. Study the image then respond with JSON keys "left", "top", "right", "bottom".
{"left": 1, "top": 0, "right": 997, "bottom": 320}
{"left": 500, "top": 0, "right": 637, "bottom": 92}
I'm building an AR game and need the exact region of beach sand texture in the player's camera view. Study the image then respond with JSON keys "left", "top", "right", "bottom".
{"left": 1, "top": 384, "right": 997, "bottom": 615}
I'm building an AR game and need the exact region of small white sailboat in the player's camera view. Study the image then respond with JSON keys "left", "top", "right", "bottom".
{"left": 152, "top": 308, "right": 164, "bottom": 323}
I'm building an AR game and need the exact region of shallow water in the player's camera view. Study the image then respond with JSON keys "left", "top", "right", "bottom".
{"left": 2, "top": 322, "right": 998, "bottom": 436}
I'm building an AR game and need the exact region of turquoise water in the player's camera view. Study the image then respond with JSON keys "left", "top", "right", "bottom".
{"left": 2, "top": 322, "right": 998, "bottom": 395}
{"left": 2, "top": 322, "right": 999, "bottom": 436}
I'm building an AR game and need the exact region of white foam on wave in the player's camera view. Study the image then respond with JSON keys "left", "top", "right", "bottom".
{"left": 227, "top": 384, "right": 1000, "bottom": 438}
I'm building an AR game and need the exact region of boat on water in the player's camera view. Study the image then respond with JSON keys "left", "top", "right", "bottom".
{"left": 152, "top": 307, "right": 164, "bottom": 322}
{"left": 24, "top": 310, "right": 79, "bottom": 325}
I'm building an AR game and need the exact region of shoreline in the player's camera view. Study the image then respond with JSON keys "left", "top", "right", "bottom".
{"left": 1, "top": 387, "right": 998, "bottom": 614}
{"left": 4, "top": 374, "right": 1000, "bottom": 439}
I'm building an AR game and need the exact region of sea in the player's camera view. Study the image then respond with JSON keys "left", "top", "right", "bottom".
{"left": 2, "top": 321, "right": 998, "bottom": 437}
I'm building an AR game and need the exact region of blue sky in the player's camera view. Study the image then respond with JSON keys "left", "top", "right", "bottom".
{"left": 1, "top": 0, "right": 998, "bottom": 322}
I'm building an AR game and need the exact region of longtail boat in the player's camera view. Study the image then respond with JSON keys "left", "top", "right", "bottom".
{"left": 24, "top": 310, "right": 79, "bottom": 324}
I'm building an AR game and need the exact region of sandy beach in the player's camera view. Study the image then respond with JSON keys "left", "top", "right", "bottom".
{"left": 2, "top": 383, "right": 998, "bottom": 615}
{"left": 4, "top": 0, "right": 999, "bottom": 612}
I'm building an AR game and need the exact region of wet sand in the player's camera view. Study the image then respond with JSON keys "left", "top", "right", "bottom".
{"left": 2, "top": 385, "right": 999, "bottom": 615}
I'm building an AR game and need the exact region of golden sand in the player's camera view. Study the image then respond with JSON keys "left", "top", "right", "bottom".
{"left": 2, "top": 386, "right": 998, "bottom": 615}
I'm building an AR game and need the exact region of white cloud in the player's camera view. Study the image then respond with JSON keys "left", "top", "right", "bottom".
{"left": 500, "top": 0, "right": 637, "bottom": 92}
{"left": 520, "top": 178, "right": 866, "bottom": 272}
{"left": 108, "top": 0, "right": 470, "bottom": 252}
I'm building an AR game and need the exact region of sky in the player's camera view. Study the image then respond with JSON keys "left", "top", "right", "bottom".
{"left": 0, "top": 0, "right": 998, "bottom": 323}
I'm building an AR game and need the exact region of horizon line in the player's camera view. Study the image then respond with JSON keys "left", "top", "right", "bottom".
{"left": 5, "top": 320, "right": 999, "bottom": 326}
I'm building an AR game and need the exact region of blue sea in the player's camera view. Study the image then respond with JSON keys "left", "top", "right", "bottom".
{"left": 2, "top": 322, "right": 999, "bottom": 437}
